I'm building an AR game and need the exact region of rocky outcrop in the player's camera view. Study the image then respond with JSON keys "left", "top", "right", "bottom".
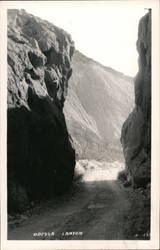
{"left": 121, "top": 11, "right": 151, "bottom": 188}
{"left": 7, "top": 9, "right": 75, "bottom": 213}
{"left": 64, "top": 51, "right": 134, "bottom": 161}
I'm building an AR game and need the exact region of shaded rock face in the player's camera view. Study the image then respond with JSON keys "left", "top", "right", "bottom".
{"left": 121, "top": 11, "right": 151, "bottom": 188}
{"left": 7, "top": 9, "right": 75, "bottom": 213}
{"left": 64, "top": 51, "right": 134, "bottom": 161}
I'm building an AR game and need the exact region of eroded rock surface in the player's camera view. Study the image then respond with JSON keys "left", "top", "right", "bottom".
{"left": 64, "top": 51, "right": 134, "bottom": 161}
{"left": 7, "top": 9, "right": 75, "bottom": 213}
{"left": 121, "top": 11, "right": 151, "bottom": 188}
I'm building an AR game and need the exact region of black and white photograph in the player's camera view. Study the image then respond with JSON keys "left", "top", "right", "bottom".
{"left": 0, "top": 0, "right": 160, "bottom": 249}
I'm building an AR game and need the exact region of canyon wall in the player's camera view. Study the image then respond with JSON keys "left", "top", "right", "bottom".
{"left": 64, "top": 51, "right": 134, "bottom": 161}
{"left": 121, "top": 11, "right": 151, "bottom": 188}
{"left": 7, "top": 10, "right": 75, "bottom": 213}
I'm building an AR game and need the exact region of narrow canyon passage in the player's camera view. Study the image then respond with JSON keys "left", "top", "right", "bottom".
{"left": 5, "top": 8, "right": 152, "bottom": 245}
{"left": 8, "top": 161, "right": 132, "bottom": 240}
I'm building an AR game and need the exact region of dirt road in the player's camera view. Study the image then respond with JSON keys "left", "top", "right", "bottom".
{"left": 8, "top": 161, "right": 132, "bottom": 240}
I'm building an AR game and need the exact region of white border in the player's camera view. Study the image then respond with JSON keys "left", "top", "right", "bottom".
{"left": 0, "top": 1, "right": 160, "bottom": 250}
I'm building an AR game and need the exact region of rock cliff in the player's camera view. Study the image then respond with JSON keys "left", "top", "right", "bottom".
{"left": 121, "top": 11, "right": 151, "bottom": 188}
{"left": 64, "top": 51, "right": 134, "bottom": 161}
{"left": 7, "top": 9, "right": 75, "bottom": 213}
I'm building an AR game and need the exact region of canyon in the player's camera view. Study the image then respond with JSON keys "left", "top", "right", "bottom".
{"left": 7, "top": 9, "right": 151, "bottom": 240}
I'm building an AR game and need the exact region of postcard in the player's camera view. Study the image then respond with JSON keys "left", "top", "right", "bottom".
{"left": 0, "top": 0, "right": 159, "bottom": 249}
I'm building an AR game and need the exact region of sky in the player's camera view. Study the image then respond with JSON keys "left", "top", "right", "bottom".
{"left": 23, "top": 2, "right": 148, "bottom": 77}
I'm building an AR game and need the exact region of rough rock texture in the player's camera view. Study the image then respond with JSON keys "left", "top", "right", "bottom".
{"left": 121, "top": 11, "right": 151, "bottom": 188}
{"left": 7, "top": 9, "right": 75, "bottom": 213}
{"left": 64, "top": 51, "right": 134, "bottom": 161}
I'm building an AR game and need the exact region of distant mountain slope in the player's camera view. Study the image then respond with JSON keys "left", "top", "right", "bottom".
{"left": 64, "top": 51, "right": 134, "bottom": 161}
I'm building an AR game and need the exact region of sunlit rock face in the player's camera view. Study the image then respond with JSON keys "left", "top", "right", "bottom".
{"left": 64, "top": 51, "right": 134, "bottom": 161}
{"left": 121, "top": 11, "right": 151, "bottom": 188}
{"left": 7, "top": 9, "right": 75, "bottom": 212}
